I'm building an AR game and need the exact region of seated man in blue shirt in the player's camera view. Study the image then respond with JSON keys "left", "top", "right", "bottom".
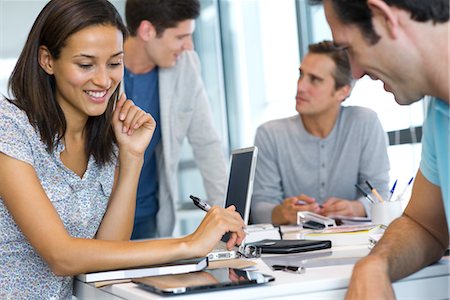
{"left": 251, "top": 40, "right": 390, "bottom": 225}
{"left": 310, "top": 0, "right": 449, "bottom": 299}
{"left": 124, "top": 0, "right": 227, "bottom": 239}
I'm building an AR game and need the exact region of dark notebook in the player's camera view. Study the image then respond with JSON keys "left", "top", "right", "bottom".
{"left": 247, "top": 239, "right": 332, "bottom": 254}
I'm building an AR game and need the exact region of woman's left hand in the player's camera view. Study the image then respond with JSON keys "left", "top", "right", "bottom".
{"left": 112, "top": 93, "right": 156, "bottom": 157}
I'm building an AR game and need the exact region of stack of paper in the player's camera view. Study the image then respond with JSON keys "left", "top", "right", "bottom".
{"left": 280, "top": 224, "right": 380, "bottom": 247}
{"left": 302, "top": 224, "right": 377, "bottom": 247}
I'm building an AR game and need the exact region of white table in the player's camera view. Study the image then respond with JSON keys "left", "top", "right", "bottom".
{"left": 73, "top": 245, "right": 450, "bottom": 299}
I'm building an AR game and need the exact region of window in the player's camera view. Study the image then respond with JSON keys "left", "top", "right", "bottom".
{"left": 219, "top": 0, "right": 300, "bottom": 149}
{"left": 0, "top": 1, "right": 47, "bottom": 97}
{"left": 175, "top": 0, "right": 303, "bottom": 235}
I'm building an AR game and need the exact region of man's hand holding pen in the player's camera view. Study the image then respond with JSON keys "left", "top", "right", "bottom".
{"left": 320, "top": 197, "right": 366, "bottom": 217}
{"left": 272, "top": 194, "right": 321, "bottom": 225}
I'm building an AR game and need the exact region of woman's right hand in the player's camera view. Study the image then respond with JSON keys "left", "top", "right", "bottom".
{"left": 186, "top": 206, "right": 246, "bottom": 257}
{"left": 112, "top": 93, "right": 156, "bottom": 158}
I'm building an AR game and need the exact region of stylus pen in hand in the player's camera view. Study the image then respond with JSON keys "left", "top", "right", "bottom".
{"left": 190, "top": 195, "right": 211, "bottom": 212}
{"left": 296, "top": 200, "right": 324, "bottom": 209}
{"left": 190, "top": 195, "right": 248, "bottom": 233}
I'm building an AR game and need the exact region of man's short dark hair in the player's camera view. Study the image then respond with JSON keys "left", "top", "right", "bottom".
{"left": 308, "top": 40, "right": 353, "bottom": 90}
{"left": 309, "top": 0, "right": 449, "bottom": 45}
{"left": 126, "top": 0, "right": 200, "bottom": 37}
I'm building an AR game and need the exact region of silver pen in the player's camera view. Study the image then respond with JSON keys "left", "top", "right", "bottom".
{"left": 189, "top": 195, "right": 211, "bottom": 212}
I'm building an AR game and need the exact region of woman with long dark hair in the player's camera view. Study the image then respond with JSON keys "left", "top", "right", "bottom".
{"left": 0, "top": 1, "right": 245, "bottom": 298}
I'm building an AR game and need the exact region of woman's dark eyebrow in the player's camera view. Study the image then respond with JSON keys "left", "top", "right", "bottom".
{"left": 74, "top": 51, "right": 124, "bottom": 59}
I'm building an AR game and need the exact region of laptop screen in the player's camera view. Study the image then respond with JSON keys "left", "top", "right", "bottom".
{"left": 224, "top": 147, "right": 258, "bottom": 225}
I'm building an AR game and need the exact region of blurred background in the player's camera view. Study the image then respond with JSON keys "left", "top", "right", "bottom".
{"left": 0, "top": 0, "right": 423, "bottom": 235}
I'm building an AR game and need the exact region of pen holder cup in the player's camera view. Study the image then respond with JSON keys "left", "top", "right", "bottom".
{"left": 371, "top": 201, "right": 403, "bottom": 226}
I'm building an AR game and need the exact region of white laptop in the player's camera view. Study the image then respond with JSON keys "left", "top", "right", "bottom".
{"left": 207, "top": 146, "right": 258, "bottom": 261}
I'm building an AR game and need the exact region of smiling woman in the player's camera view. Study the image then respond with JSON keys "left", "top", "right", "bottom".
{"left": 8, "top": 0, "right": 129, "bottom": 165}
{"left": 39, "top": 25, "right": 124, "bottom": 117}
{"left": 0, "top": 0, "right": 246, "bottom": 299}
{"left": 37, "top": 24, "right": 126, "bottom": 177}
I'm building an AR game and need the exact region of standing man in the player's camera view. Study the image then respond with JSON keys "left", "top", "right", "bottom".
{"left": 310, "top": 0, "right": 449, "bottom": 299}
{"left": 251, "top": 40, "right": 390, "bottom": 225}
{"left": 124, "top": 0, "right": 227, "bottom": 239}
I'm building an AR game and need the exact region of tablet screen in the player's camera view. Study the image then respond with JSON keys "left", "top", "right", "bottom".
{"left": 132, "top": 268, "right": 274, "bottom": 295}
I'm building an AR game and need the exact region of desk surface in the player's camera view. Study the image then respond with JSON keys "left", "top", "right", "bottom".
{"left": 74, "top": 245, "right": 450, "bottom": 299}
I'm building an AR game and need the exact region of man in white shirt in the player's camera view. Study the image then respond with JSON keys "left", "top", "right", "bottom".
{"left": 124, "top": 0, "right": 227, "bottom": 238}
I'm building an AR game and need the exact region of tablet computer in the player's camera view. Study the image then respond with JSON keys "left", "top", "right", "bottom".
{"left": 132, "top": 268, "right": 274, "bottom": 296}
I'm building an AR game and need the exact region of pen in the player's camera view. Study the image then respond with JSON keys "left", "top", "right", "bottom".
{"left": 355, "top": 184, "right": 375, "bottom": 204}
{"left": 388, "top": 179, "right": 398, "bottom": 201}
{"left": 394, "top": 177, "right": 414, "bottom": 202}
{"left": 190, "top": 195, "right": 249, "bottom": 236}
{"left": 295, "top": 200, "right": 323, "bottom": 209}
{"left": 189, "top": 195, "right": 211, "bottom": 212}
{"left": 365, "top": 180, "right": 385, "bottom": 203}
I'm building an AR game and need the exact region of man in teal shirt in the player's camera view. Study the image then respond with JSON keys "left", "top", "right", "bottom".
{"left": 310, "top": 0, "right": 449, "bottom": 299}
{"left": 420, "top": 98, "right": 450, "bottom": 224}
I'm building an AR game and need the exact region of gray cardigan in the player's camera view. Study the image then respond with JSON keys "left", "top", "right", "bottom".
{"left": 251, "top": 106, "right": 390, "bottom": 224}
{"left": 156, "top": 51, "right": 227, "bottom": 236}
